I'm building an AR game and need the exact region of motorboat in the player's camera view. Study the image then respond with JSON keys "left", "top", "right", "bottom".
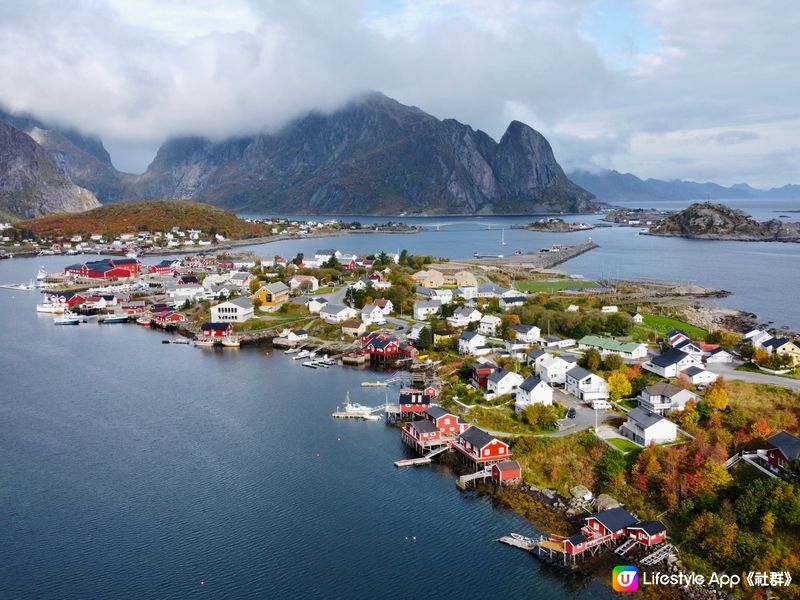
{"left": 36, "top": 302, "right": 65, "bottom": 314}
{"left": 194, "top": 338, "right": 215, "bottom": 347}
{"left": 136, "top": 316, "right": 152, "bottom": 326}
{"left": 54, "top": 313, "right": 80, "bottom": 325}
{"left": 100, "top": 314, "right": 129, "bottom": 323}
{"left": 221, "top": 336, "right": 241, "bottom": 348}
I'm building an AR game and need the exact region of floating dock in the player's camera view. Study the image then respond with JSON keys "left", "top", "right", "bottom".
{"left": 332, "top": 411, "right": 382, "bottom": 420}
{"left": 394, "top": 457, "right": 433, "bottom": 468}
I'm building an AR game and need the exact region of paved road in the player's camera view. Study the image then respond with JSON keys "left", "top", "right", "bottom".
{"left": 551, "top": 389, "right": 617, "bottom": 437}
{"left": 706, "top": 362, "right": 800, "bottom": 391}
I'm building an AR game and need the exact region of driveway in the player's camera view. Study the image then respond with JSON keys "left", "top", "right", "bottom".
{"left": 705, "top": 362, "right": 800, "bottom": 391}
{"left": 550, "top": 389, "right": 617, "bottom": 437}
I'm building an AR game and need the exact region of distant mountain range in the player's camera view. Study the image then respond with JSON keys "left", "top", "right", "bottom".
{"left": 0, "top": 93, "right": 596, "bottom": 219}
{"left": 568, "top": 169, "right": 800, "bottom": 203}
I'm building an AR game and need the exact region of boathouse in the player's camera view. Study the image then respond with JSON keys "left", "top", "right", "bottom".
{"left": 491, "top": 460, "right": 522, "bottom": 485}
{"left": 398, "top": 388, "right": 435, "bottom": 416}
{"left": 626, "top": 521, "right": 668, "bottom": 547}
{"left": 200, "top": 322, "right": 233, "bottom": 338}
{"left": 64, "top": 258, "right": 141, "bottom": 279}
{"left": 453, "top": 427, "right": 512, "bottom": 471}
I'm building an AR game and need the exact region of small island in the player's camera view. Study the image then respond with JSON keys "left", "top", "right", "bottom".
{"left": 519, "top": 217, "right": 596, "bottom": 232}
{"left": 645, "top": 202, "right": 800, "bottom": 242}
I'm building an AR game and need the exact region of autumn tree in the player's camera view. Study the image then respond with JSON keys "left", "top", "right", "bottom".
{"left": 583, "top": 348, "right": 602, "bottom": 371}
{"left": 704, "top": 379, "right": 729, "bottom": 411}
{"left": 608, "top": 370, "right": 633, "bottom": 400}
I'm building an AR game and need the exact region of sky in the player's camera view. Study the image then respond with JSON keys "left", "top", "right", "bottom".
{"left": 0, "top": 0, "right": 798, "bottom": 187}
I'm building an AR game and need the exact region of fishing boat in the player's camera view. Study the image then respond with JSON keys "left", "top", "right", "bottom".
{"left": 54, "top": 312, "right": 80, "bottom": 325}
{"left": 292, "top": 350, "right": 310, "bottom": 360}
{"left": 194, "top": 338, "right": 215, "bottom": 347}
{"left": 221, "top": 336, "right": 241, "bottom": 348}
{"left": 36, "top": 302, "right": 65, "bottom": 314}
{"left": 172, "top": 338, "right": 190, "bottom": 345}
{"left": 100, "top": 314, "right": 129, "bottom": 323}
{"left": 136, "top": 316, "right": 152, "bottom": 326}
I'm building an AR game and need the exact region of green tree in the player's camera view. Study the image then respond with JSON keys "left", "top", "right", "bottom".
{"left": 292, "top": 252, "right": 304, "bottom": 266}
{"left": 602, "top": 353, "right": 624, "bottom": 371}
{"left": 583, "top": 348, "right": 602, "bottom": 371}
{"left": 416, "top": 326, "right": 433, "bottom": 351}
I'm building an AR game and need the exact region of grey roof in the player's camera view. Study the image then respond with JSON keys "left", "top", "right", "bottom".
{"left": 264, "top": 282, "right": 289, "bottom": 294}
{"left": 487, "top": 368, "right": 512, "bottom": 384}
{"left": 501, "top": 295, "right": 526, "bottom": 303}
{"left": 543, "top": 335, "right": 561, "bottom": 342}
{"left": 410, "top": 420, "right": 438, "bottom": 435}
{"left": 494, "top": 460, "right": 520, "bottom": 472}
{"left": 459, "top": 426, "right": 497, "bottom": 449}
{"left": 226, "top": 297, "right": 253, "bottom": 309}
{"left": 650, "top": 348, "right": 690, "bottom": 368}
{"left": 425, "top": 406, "right": 453, "bottom": 420}
{"left": 709, "top": 347, "right": 731, "bottom": 355}
{"left": 415, "top": 286, "right": 434, "bottom": 297}
{"left": 528, "top": 348, "right": 548, "bottom": 360}
{"left": 627, "top": 407, "right": 669, "bottom": 429}
{"left": 566, "top": 534, "right": 588, "bottom": 545}
{"left": 519, "top": 375, "right": 545, "bottom": 392}
{"left": 684, "top": 366, "right": 705, "bottom": 377}
{"left": 628, "top": 520, "right": 667, "bottom": 536}
{"left": 511, "top": 324, "right": 536, "bottom": 334}
{"left": 767, "top": 431, "right": 800, "bottom": 460}
{"left": 460, "top": 330, "right": 480, "bottom": 341}
{"left": 415, "top": 299, "right": 442, "bottom": 309}
{"left": 566, "top": 365, "right": 592, "bottom": 380}
{"left": 453, "top": 307, "right": 477, "bottom": 317}
{"left": 322, "top": 303, "right": 349, "bottom": 314}
{"left": 763, "top": 337, "right": 791, "bottom": 349}
{"left": 589, "top": 507, "right": 638, "bottom": 533}
{"left": 675, "top": 339, "right": 700, "bottom": 350}
{"left": 645, "top": 382, "right": 685, "bottom": 398}
{"left": 477, "top": 283, "right": 509, "bottom": 295}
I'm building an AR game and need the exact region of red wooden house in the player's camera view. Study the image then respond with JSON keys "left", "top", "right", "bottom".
{"left": 765, "top": 431, "right": 800, "bottom": 472}
{"left": 148, "top": 260, "right": 176, "bottom": 275}
{"left": 398, "top": 388, "right": 433, "bottom": 415}
{"left": 491, "top": 460, "right": 522, "bottom": 485}
{"left": 626, "top": 521, "right": 667, "bottom": 547}
{"left": 64, "top": 259, "right": 139, "bottom": 279}
{"left": 581, "top": 507, "right": 638, "bottom": 544}
{"left": 425, "top": 406, "right": 469, "bottom": 436}
{"left": 200, "top": 322, "right": 233, "bottom": 338}
{"left": 472, "top": 360, "right": 499, "bottom": 389}
{"left": 454, "top": 427, "right": 511, "bottom": 470}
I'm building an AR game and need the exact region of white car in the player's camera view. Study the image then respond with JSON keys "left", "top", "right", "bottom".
{"left": 591, "top": 400, "right": 612, "bottom": 410}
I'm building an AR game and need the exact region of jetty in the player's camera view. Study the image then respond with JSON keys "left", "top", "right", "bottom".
{"left": 455, "top": 468, "right": 492, "bottom": 490}
{"left": 394, "top": 442, "right": 451, "bottom": 468}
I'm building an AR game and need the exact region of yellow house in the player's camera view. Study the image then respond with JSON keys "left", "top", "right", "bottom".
{"left": 453, "top": 270, "right": 478, "bottom": 287}
{"left": 764, "top": 338, "right": 800, "bottom": 365}
{"left": 412, "top": 268, "right": 444, "bottom": 288}
{"left": 253, "top": 282, "right": 290, "bottom": 311}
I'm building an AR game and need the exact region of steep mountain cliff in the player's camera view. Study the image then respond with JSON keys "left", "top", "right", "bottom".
{"left": 0, "top": 110, "right": 128, "bottom": 202}
{"left": 0, "top": 118, "right": 100, "bottom": 219}
{"left": 129, "top": 93, "right": 596, "bottom": 215}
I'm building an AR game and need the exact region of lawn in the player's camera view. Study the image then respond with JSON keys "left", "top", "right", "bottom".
{"left": 514, "top": 279, "right": 598, "bottom": 293}
{"left": 736, "top": 361, "right": 800, "bottom": 380}
{"left": 633, "top": 314, "right": 707, "bottom": 340}
{"left": 607, "top": 437, "right": 641, "bottom": 453}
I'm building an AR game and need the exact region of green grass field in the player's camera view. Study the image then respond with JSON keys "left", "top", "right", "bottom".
{"left": 515, "top": 279, "right": 598, "bottom": 293}
{"left": 633, "top": 314, "right": 707, "bottom": 340}
{"left": 607, "top": 437, "right": 641, "bottom": 453}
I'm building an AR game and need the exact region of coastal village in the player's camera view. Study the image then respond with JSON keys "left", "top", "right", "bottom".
{"left": 17, "top": 238, "right": 800, "bottom": 596}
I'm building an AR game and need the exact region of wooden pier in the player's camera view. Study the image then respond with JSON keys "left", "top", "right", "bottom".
{"left": 456, "top": 468, "right": 492, "bottom": 490}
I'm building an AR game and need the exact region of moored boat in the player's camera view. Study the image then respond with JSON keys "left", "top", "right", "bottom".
{"left": 36, "top": 303, "right": 65, "bottom": 314}
{"left": 100, "top": 314, "right": 129, "bottom": 323}
{"left": 136, "top": 316, "right": 152, "bottom": 326}
{"left": 54, "top": 313, "right": 80, "bottom": 325}
{"left": 221, "top": 336, "right": 241, "bottom": 348}
{"left": 194, "top": 338, "right": 215, "bottom": 347}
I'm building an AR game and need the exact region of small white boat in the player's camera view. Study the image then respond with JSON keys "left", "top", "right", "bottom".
{"left": 54, "top": 313, "right": 80, "bottom": 325}
{"left": 36, "top": 303, "right": 65, "bottom": 314}
{"left": 136, "top": 316, "right": 151, "bottom": 326}
{"left": 308, "top": 351, "right": 317, "bottom": 360}
{"left": 284, "top": 347, "right": 301, "bottom": 354}
{"left": 302, "top": 362, "right": 317, "bottom": 369}
{"left": 194, "top": 338, "right": 215, "bottom": 347}
{"left": 361, "top": 381, "right": 388, "bottom": 387}
{"left": 221, "top": 336, "right": 241, "bottom": 348}
{"left": 100, "top": 314, "right": 129, "bottom": 323}
{"left": 172, "top": 338, "right": 190, "bottom": 345}
{"left": 510, "top": 533, "right": 533, "bottom": 544}
{"left": 292, "top": 350, "right": 310, "bottom": 360}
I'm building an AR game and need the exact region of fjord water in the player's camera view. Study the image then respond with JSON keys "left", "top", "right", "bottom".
{"left": 0, "top": 265, "right": 612, "bottom": 599}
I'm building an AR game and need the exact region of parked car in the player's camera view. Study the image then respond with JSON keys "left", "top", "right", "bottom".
{"left": 567, "top": 407, "right": 577, "bottom": 418}
{"left": 591, "top": 400, "right": 612, "bottom": 410}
